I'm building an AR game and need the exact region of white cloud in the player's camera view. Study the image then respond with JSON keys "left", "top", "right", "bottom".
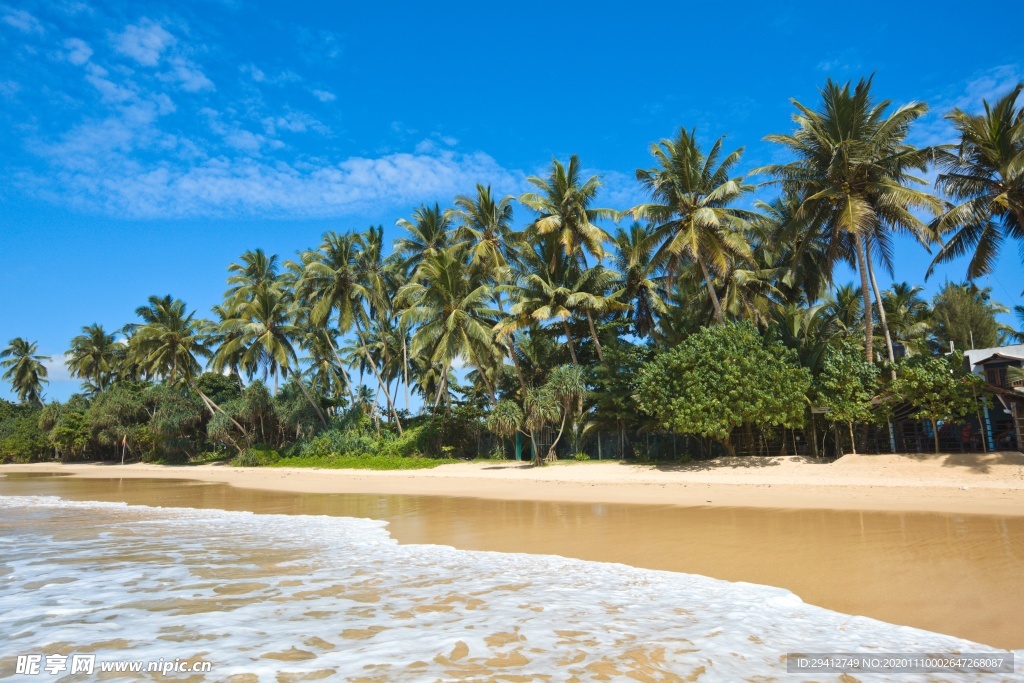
{"left": 311, "top": 88, "right": 335, "bottom": 102}
{"left": 261, "top": 111, "right": 325, "bottom": 135}
{"left": 33, "top": 145, "right": 524, "bottom": 219}
{"left": 161, "top": 56, "right": 214, "bottom": 92}
{"left": 63, "top": 37, "right": 92, "bottom": 65}
{"left": 113, "top": 19, "right": 175, "bottom": 66}
{"left": 2, "top": 6, "right": 44, "bottom": 34}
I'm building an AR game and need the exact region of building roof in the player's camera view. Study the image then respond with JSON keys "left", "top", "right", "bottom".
{"left": 964, "top": 344, "right": 1024, "bottom": 370}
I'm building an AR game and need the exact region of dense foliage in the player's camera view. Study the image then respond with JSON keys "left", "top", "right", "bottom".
{"left": 4, "top": 76, "right": 1023, "bottom": 464}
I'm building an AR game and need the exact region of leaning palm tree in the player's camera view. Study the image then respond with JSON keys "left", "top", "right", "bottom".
{"left": 633, "top": 127, "right": 755, "bottom": 326}
{"left": 520, "top": 155, "right": 615, "bottom": 270}
{"left": 1, "top": 338, "right": 49, "bottom": 406}
{"left": 756, "top": 76, "right": 942, "bottom": 361}
{"left": 66, "top": 324, "right": 120, "bottom": 393}
{"left": 928, "top": 83, "right": 1024, "bottom": 280}
{"left": 399, "top": 246, "right": 501, "bottom": 408}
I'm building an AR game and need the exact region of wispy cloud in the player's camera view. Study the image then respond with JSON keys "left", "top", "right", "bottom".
{"left": 2, "top": 6, "right": 44, "bottom": 34}
{"left": 63, "top": 37, "right": 93, "bottom": 65}
{"left": 112, "top": 18, "right": 175, "bottom": 66}
{"left": 311, "top": 88, "right": 336, "bottom": 102}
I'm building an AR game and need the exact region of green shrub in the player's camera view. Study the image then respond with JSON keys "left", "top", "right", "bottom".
{"left": 573, "top": 452, "right": 590, "bottom": 462}
{"left": 234, "top": 447, "right": 280, "bottom": 467}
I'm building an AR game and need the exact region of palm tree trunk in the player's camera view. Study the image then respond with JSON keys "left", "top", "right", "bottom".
{"left": 402, "top": 334, "right": 410, "bottom": 412}
{"left": 864, "top": 241, "right": 897, "bottom": 380}
{"left": 323, "top": 333, "right": 357, "bottom": 407}
{"left": 697, "top": 257, "right": 725, "bottom": 326}
{"left": 585, "top": 310, "right": 604, "bottom": 363}
{"left": 561, "top": 319, "right": 579, "bottom": 365}
{"left": 192, "top": 383, "right": 250, "bottom": 451}
{"left": 354, "top": 318, "right": 402, "bottom": 434}
{"left": 548, "top": 407, "right": 568, "bottom": 462}
{"left": 292, "top": 374, "right": 328, "bottom": 428}
{"left": 433, "top": 360, "right": 450, "bottom": 411}
{"left": 854, "top": 234, "right": 874, "bottom": 363}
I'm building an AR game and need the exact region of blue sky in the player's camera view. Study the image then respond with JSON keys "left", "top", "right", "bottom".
{"left": 2, "top": 0, "right": 1023, "bottom": 402}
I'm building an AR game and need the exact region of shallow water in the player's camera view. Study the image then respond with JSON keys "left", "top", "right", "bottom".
{"left": 0, "top": 474, "right": 1022, "bottom": 681}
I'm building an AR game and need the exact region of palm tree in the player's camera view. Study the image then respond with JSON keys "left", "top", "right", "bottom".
{"left": 213, "top": 282, "right": 328, "bottom": 426}
{"left": 633, "top": 127, "right": 754, "bottom": 326}
{"left": 225, "top": 248, "right": 279, "bottom": 306}
{"left": 66, "top": 324, "right": 120, "bottom": 393}
{"left": 395, "top": 204, "right": 453, "bottom": 275}
{"left": 1, "top": 338, "right": 48, "bottom": 406}
{"left": 753, "top": 192, "right": 831, "bottom": 305}
{"left": 453, "top": 183, "right": 519, "bottom": 274}
{"left": 756, "top": 76, "right": 942, "bottom": 361}
{"left": 520, "top": 155, "right": 615, "bottom": 270}
{"left": 127, "top": 296, "right": 211, "bottom": 385}
{"left": 611, "top": 223, "right": 668, "bottom": 338}
{"left": 928, "top": 84, "right": 1024, "bottom": 280}
{"left": 566, "top": 264, "right": 626, "bottom": 362}
{"left": 880, "top": 283, "right": 931, "bottom": 356}
{"left": 399, "top": 246, "right": 501, "bottom": 408}
{"left": 822, "top": 284, "right": 864, "bottom": 341}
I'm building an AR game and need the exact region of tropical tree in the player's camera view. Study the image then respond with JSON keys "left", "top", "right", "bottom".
{"left": 520, "top": 155, "right": 614, "bottom": 270}
{"left": 399, "top": 247, "right": 501, "bottom": 408}
{"left": 929, "top": 282, "right": 1011, "bottom": 352}
{"left": 633, "top": 127, "right": 754, "bottom": 325}
{"left": 879, "top": 283, "right": 931, "bottom": 356}
{"left": 126, "top": 296, "right": 211, "bottom": 386}
{"left": 757, "top": 76, "right": 942, "bottom": 362}
{"left": 394, "top": 204, "right": 453, "bottom": 275}
{"left": 453, "top": 183, "right": 519, "bottom": 274}
{"left": 1, "top": 338, "right": 49, "bottom": 406}
{"left": 66, "top": 324, "right": 120, "bottom": 393}
{"left": 611, "top": 222, "right": 667, "bottom": 338}
{"left": 928, "top": 84, "right": 1024, "bottom": 280}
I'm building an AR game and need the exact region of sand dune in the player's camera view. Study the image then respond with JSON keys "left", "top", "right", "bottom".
{"left": 4, "top": 451, "right": 1024, "bottom": 515}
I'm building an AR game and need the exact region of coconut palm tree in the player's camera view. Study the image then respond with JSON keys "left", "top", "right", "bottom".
{"left": 822, "top": 284, "right": 864, "bottom": 341}
{"left": 611, "top": 222, "right": 668, "bottom": 338}
{"left": 633, "top": 127, "right": 755, "bottom": 326}
{"left": 520, "top": 155, "right": 615, "bottom": 270}
{"left": 225, "top": 248, "right": 279, "bottom": 306}
{"left": 399, "top": 246, "right": 501, "bottom": 408}
{"left": 452, "top": 183, "right": 520, "bottom": 274}
{"left": 395, "top": 204, "right": 453, "bottom": 276}
{"left": 66, "top": 324, "right": 121, "bottom": 393}
{"left": 213, "top": 282, "right": 327, "bottom": 426}
{"left": 928, "top": 84, "right": 1024, "bottom": 280}
{"left": 756, "top": 76, "right": 942, "bottom": 361}
{"left": 1, "top": 338, "right": 49, "bottom": 406}
{"left": 127, "top": 296, "right": 211, "bottom": 386}
{"left": 880, "top": 283, "right": 931, "bottom": 356}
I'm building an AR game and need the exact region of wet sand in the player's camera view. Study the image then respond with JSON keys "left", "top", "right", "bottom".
{"left": 4, "top": 451, "right": 1024, "bottom": 516}
{"left": 2, "top": 472, "right": 1022, "bottom": 650}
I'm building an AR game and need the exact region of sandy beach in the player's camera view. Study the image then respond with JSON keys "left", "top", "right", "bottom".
{"left": 4, "top": 451, "right": 1024, "bottom": 516}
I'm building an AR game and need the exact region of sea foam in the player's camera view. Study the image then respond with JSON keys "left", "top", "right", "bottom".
{"left": 0, "top": 495, "right": 1018, "bottom": 682}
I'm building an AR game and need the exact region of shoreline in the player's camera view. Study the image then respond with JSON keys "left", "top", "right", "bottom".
{"left": 4, "top": 451, "right": 1024, "bottom": 516}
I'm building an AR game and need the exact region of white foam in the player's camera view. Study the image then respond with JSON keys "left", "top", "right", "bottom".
{"left": 0, "top": 495, "right": 1018, "bottom": 682}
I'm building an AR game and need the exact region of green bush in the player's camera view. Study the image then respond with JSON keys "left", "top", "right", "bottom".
{"left": 573, "top": 452, "right": 590, "bottom": 461}
{"left": 234, "top": 448, "right": 280, "bottom": 467}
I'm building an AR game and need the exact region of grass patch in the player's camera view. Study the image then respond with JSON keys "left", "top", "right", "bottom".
{"left": 269, "top": 454, "right": 460, "bottom": 470}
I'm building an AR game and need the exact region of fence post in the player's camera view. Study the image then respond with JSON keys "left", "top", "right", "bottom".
{"left": 597, "top": 434, "right": 602, "bottom": 460}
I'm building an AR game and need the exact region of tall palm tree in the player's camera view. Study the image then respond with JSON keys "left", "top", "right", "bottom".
{"left": 756, "top": 76, "right": 942, "bottom": 361}
{"left": 520, "top": 155, "right": 614, "bottom": 270}
{"left": 753, "top": 192, "right": 831, "bottom": 305}
{"left": 1, "top": 338, "right": 49, "bottom": 406}
{"left": 633, "top": 127, "right": 754, "bottom": 326}
{"left": 611, "top": 222, "right": 667, "bottom": 338}
{"left": 225, "top": 248, "right": 279, "bottom": 306}
{"left": 66, "top": 324, "right": 120, "bottom": 393}
{"left": 452, "top": 183, "right": 519, "bottom": 274}
{"left": 127, "top": 296, "right": 211, "bottom": 385}
{"left": 822, "top": 284, "right": 864, "bottom": 341}
{"left": 395, "top": 204, "right": 453, "bottom": 275}
{"left": 928, "top": 84, "right": 1024, "bottom": 280}
{"left": 213, "top": 283, "right": 327, "bottom": 426}
{"left": 399, "top": 246, "right": 501, "bottom": 408}
{"left": 880, "top": 283, "right": 931, "bottom": 356}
